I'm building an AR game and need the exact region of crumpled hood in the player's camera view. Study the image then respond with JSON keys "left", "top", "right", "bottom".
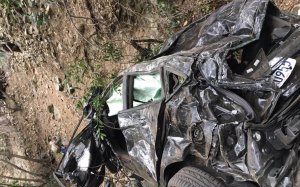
{"left": 157, "top": 0, "right": 300, "bottom": 186}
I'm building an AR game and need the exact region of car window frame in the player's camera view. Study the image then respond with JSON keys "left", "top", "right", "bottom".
{"left": 164, "top": 67, "right": 187, "bottom": 100}
{"left": 121, "top": 68, "right": 165, "bottom": 113}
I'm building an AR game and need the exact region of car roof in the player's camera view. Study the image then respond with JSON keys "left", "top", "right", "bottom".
{"left": 121, "top": 54, "right": 194, "bottom": 76}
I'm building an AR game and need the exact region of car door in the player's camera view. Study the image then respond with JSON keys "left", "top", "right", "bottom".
{"left": 117, "top": 68, "right": 165, "bottom": 184}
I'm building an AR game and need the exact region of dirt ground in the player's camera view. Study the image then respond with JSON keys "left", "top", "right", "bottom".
{"left": 0, "top": 0, "right": 299, "bottom": 186}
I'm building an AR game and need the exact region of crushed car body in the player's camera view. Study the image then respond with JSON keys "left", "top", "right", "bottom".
{"left": 54, "top": 0, "right": 300, "bottom": 186}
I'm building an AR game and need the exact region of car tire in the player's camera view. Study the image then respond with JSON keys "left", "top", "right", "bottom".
{"left": 168, "top": 167, "right": 224, "bottom": 187}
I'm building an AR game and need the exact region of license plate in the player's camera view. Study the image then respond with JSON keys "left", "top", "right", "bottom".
{"left": 271, "top": 58, "right": 296, "bottom": 88}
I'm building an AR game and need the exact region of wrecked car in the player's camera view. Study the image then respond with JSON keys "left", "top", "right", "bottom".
{"left": 54, "top": 0, "right": 300, "bottom": 186}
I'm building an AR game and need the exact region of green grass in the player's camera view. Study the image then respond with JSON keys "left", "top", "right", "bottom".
{"left": 102, "top": 43, "right": 123, "bottom": 62}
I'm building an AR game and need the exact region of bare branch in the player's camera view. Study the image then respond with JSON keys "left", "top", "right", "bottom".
{"left": 0, "top": 159, "right": 46, "bottom": 178}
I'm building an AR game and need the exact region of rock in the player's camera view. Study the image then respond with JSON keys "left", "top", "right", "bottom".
{"left": 292, "top": 4, "right": 300, "bottom": 15}
{"left": 47, "top": 104, "right": 61, "bottom": 120}
{"left": 67, "top": 83, "right": 75, "bottom": 94}
{"left": 54, "top": 76, "right": 63, "bottom": 91}
{"left": 28, "top": 25, "right": 39, "bottom": 36}
{"left": 47, "top": 104, "right": 54, "bottom": 113}
{"left": 49, "top": 140, "right": 59, "bottom": 153}
{"left": 53, "top": 106, "right": 61, "bottom": 120}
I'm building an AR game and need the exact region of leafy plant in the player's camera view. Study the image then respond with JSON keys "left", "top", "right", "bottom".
{"left": 0, "top": 0, "right": 23, "bottom": 9}
{"left": 90, "top": 93, "right": 106, "bottom": 140}
{"left": 199, "top": 3, "right": 212, "bottom": 15}
{"left": 150, "top": 42, "right": 163, "bottom": 57}
{"left": 102, "top": 43, "right": 122, "bottom": 62}
{"left": 74, "top": 86, "right": 106, "bottom": 140}
{"left": 2, "top": 180, "right": 34, "bottom": 187}
{"left": 75, "top": 96, "right": 87, "bottom": 110}
{"left": 73, "top": 62, "right": 108, "bottom": 111}
{"left": 1, "top": 0, "right": 52, "bottom": 29}
{"left": 31, "top": 13, "right": 49, "bottom": 26}
{"left": 135, "top": 42, "right": 163, "bottom": 63}
{"left": 155, "top": 0, "right": 194, "bottom": 47}
{"left": 91, "top": 94, "right": 103, "bottom": 112}
{"left": 0, "top": 51, "right": 6, "bottom": 62}
{"left": 7, "top": 180, "right": 19, "bottom": 187}
{"left": 95, "top": 121, "right": 106, "bottom": 140}
{"left": 88, "top": 74, "right": 108, "bottom": 140}
{"left": 24, "top": 184, "right": 34, "bottom": 187}
{"left": 65, "top": 59, "right": 88, "bottom": 85}
{"left": 157, "top": 0, "right": 182, "bottom": 30}
{"left": 91, "top": 73, "right": 106, "bottom": 88}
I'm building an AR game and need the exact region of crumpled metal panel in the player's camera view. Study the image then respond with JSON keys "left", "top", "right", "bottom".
{"left": 117, "top": 102, "right": 162, "bottom": 184}
{"left": 160, "top": 0, "right": 269, "bottom": 55}
{"left": 158, "top": 0, "right": 300, "bottom": 186}
{"left": 123, "top": 55, "right": 194, "bottom": 76}
{"left": 55, "top": 124, "right": 104, "bottom": 187}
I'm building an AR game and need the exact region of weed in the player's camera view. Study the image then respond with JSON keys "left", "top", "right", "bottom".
{"left": 7, "top": 180, "right": 18, "bottom": 187}
{"left": 91, "top": 93, "right": 106, "bottom": 140}
{"left": 135, "top": 42, "right": 163, "bottom": 63}
{"left": 157, "top": 1, "right": 181, "bottom": 29}
{"left": 95, "top": 120, "right": 106, "bottom": 140}
{"left": 2, "top": 180, "right": 34, "bottom": 187}
{"left": 87, "top": 73, "right": 107, "bottom": 140}
{"left": 110, "top": 71, "right": 119, "bottom": 80}
{"left": 199, "top": 3, "right": 212, "bottom": 15}
{"left": 75, "top": 96, "right": 87, "bottom": 110}
{"left": 74, "top": 72, "right": 107, "bottom": 134}
{"left": 91, "top": 73, "right": 106, "bottom": 88}
{"left": 24, "top": 184, "right": 34, "bottom": 187}
{"left": 31, "top": 13, "right": 49, "bottom": 26}
{"left": 72, "top": 62, "right": 108, "bottom": 112}
{"left": 44, "top": 174, "right": 61, "bottom": 187}
{"left": 151, "top": 42, "right": 163, "bottom": 56}
{"left": 197, "top": 0, "right": 232, "bottom": 15}
{"left": 1, "top": 0, "right": 51, "bottom": 27}
{"left": 74, "top": 80, "right": 106, "bottom": 140}
{"left": 156, "top": 0, "right": 194, "bottom": 38}
{"left": 91, "top": 94, "right": 103, "bottom": 112}
{"left": 102, "top": 43, "right": 122, "bottom": 62}
{"left": 0, "top": 0, "right": 23, "bottom": 9}
{"left": 0, "top": 51, "right": 6, "bottom": 62}
{"left": 65, "top": 59, "right": 88, "bottom": 85}
{"left": 84, "top": 91, "right": 106, "bottom": 140}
